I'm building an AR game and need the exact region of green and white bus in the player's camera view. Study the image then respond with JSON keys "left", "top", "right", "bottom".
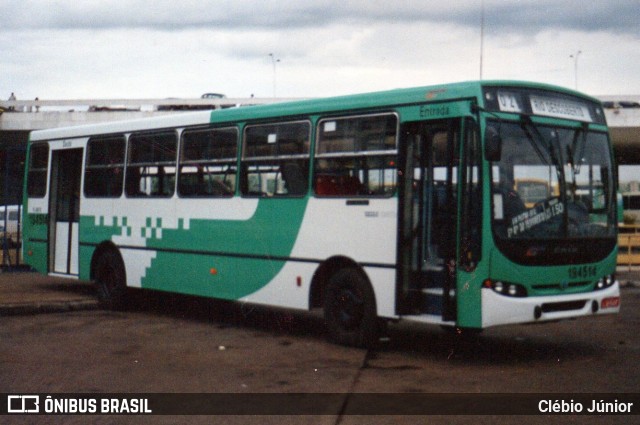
{"left": 23, "top": 81, "right": 620, "bottom": 347}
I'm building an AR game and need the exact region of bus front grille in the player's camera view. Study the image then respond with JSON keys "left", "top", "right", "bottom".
{"left": 532, "top": 281, "right": 591, "bottom": 291}
{"left": 540, "top": 300, "right": 587, "bottom": 313}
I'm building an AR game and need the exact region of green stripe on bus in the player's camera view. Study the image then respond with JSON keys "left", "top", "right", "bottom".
{"left": 142, "top": 197, "right": 308, "bottom": 299}
{"left": 81, "top": 197, "right": 309, "bottom": 299}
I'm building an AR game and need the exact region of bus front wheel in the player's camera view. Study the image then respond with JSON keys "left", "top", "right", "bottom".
{"left": 324, "top": 268, "right": 379, "bottom": 348}
{"left": 94, "top": 249, "right": 127, "bottom": 310}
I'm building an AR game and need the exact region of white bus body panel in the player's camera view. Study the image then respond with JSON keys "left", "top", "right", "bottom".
{"left": 239, "top": 198, "right": 399, "bottom": 317}
{"left": 481, "top": 282, "right": 620, "bottom": 327}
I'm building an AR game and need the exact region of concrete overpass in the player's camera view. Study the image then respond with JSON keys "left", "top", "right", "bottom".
{"left": 598, "top": 95, "right": 640, "bottom": 166}
{"left": 0, "top": 97, "right": 303, "bottom": 131}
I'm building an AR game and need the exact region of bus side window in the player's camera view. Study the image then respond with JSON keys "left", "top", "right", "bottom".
{"left": 126, "top": 131, "right": 177, "bottom": 198}
{"left": 27, "top": 143, "right": 50, "bottom": 198}
{"left": 178, "top": 127, "right": 238, "bottom": 197}
{"left": 84, "top": 135, "right": 126, "bottom": 198}
{"left": 241, "top": 121, "right": 310, "bottom": 197}
{"left": 314, "top": 114, "right": 398, "bottom": 197}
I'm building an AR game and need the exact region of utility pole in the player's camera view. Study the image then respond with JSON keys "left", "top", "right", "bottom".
{"left": 570, "top": 50, "right": 582, "bottom": 90}
{"left": 269, "top": 53, "right": 280, "bottom": 97}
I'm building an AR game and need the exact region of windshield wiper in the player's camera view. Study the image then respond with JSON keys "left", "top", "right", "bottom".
{"left": 519, "top": 115, "right": 569, "bottom": 234}
{"left": 519, "top": 115, "right": 552, "bottom": 166}
{"left": 568, "top": 122, "right": 589, "bottom": 175}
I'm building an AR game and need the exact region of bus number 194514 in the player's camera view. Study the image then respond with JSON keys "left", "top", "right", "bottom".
{"left": 568, "top": 265, "right": 597, "bottom": 279}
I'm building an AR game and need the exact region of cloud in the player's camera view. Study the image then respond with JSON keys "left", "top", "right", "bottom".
{"left": 2, "top": 1, "right": 639, "bottom": 37}
{"left": 482, "top": 1, "right": 640, "bottom": 37}
{"left": 1, "top": 1, "right": 638, "bottom": 99}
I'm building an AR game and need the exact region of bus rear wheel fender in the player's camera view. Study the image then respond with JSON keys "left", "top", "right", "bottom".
{"left": 323, "top": 267, "right": 380, "bottom": 348}
{"left": 92, "top": 244, "right": 128, "bottom": 310}
{"left": 309, "top": 256, "right": 362, "bottom": 310}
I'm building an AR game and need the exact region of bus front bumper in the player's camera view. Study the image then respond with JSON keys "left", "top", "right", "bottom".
{"left": 481, "top": 282, "right": 620, "bottom": 328}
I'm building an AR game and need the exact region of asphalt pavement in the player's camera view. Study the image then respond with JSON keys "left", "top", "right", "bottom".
{"left": 0, "top": 271, "right": 99, "bottom": 315}
{"left": 2, "top": 266, "right": 639, "bottom": 424}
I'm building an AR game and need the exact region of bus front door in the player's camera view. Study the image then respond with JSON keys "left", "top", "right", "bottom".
{"left": 399, "top": 120, "right": 458, "bottom": 321}
{"left": 49, "top": 148, "right": 83, "bottom": 276}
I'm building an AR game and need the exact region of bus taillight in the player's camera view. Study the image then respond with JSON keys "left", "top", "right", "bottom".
{"left": 601, "top": 297, "right": 620, "bottom": 309}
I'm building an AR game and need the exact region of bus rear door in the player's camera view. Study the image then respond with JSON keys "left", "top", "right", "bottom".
{"left": 48, "top": 147, "right": 83, "bottom": 276}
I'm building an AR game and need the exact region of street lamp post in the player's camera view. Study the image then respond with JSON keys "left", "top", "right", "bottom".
{"left": 269, "top": 53, "right": 280, "bottom": 98}
{"left": 570, "top": 50, "right": 581, "bottom": 90}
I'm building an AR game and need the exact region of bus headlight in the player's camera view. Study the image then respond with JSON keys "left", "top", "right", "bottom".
{"left": 494, "top": 281, "right": 504, "bottom": 293}
{"left": 595, "top": 274, "right": 615, "bottom": 291}
{"left": 483, "top": 279, "right": 527, "bottom": 297}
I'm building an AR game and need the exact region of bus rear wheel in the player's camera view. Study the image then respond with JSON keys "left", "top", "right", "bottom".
{"left": 94, "top": 249, "right": 127, "bottom": 310}
{"left": 324, "top": 268, "right": 379, "bottom": 348}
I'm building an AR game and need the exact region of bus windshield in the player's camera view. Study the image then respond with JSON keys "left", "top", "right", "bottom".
{"left": 490, "top": 120, "right": 616, "bottom": 241}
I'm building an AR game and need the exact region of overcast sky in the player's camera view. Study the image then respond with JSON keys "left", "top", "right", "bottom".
{"left": 2, "top": 1, "right": 639, "bottom": 100}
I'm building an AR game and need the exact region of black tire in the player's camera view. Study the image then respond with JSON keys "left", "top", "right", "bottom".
{"left": 94, "top": 249, "right": 128, "bottom": 310}
{"left": 324, "top": 268, "right": 379, "bottom": 348}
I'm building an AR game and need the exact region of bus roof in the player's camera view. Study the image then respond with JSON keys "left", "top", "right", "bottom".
{"left": 29, "top": 80, "right": 600, "bottom": 142}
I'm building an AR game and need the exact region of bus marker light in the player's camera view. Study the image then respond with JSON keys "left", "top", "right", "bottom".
{"left": 210, "top": 268, "right": 218, "bottom": 276}
{"left": 296, "top": 276, "right": 302, "bottom": 287}
{"left": 601, "top": 297, "right": 620, "bottom": 309}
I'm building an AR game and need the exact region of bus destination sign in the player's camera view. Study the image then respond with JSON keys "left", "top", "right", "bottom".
{"left": 529, "top": 95, "right": 592, "bottom": 122}
{"left": 495, "top": 91, "right": 593, "bottom": 123}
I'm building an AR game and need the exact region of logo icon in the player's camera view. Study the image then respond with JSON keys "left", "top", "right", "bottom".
{"left": 7, "top": 395, "right": 40, "bottom": 413}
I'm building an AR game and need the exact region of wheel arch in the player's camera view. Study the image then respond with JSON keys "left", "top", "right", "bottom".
{"left": 90, "top": 241, "right": 124, "bottom": 281}
{"left": 309, "top": 255, "right": 373, "bottom": 310}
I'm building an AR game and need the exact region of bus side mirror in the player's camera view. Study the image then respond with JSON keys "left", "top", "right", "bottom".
{"left": 485, "top": 126, "right": 502, "bottom": 162}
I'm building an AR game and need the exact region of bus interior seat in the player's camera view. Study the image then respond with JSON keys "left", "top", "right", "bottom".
{"left": 315, "top": 174, "right": 364, "bottom": 196}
